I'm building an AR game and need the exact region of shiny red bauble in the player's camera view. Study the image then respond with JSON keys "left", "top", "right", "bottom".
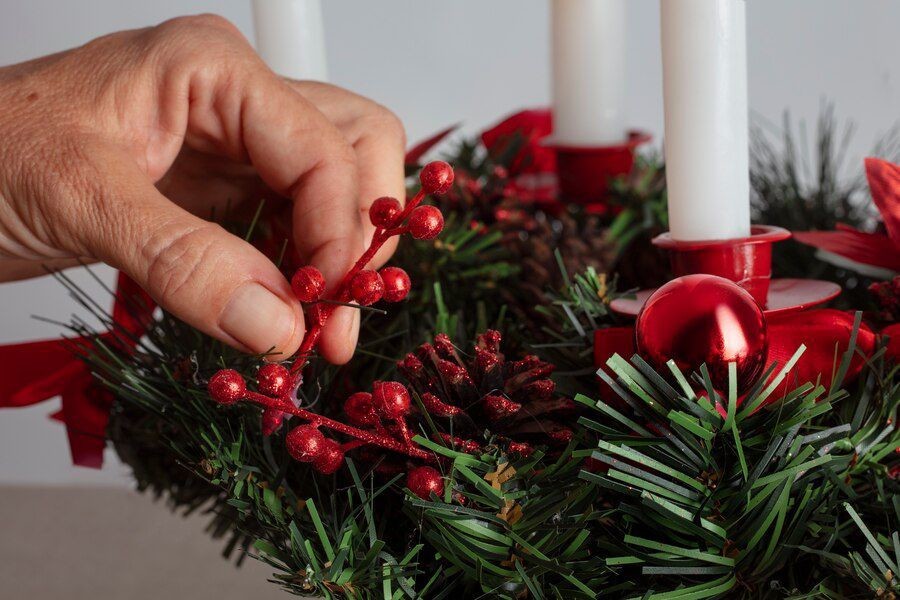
{"left": 373, "top": 381, "right": 411, "bottom": 418}
{"left": 419, "top": 161, "right": 454, "bottom": 195}
{"left": 312, "top": 438, "right": 345, "bottom": 474}
{"left": 286, "top": 425, "right": 325, "bottom": 462}
{"left": 379, "top": 267, "right": 411, "bottom": 302}
{"left": 635, "top": 274, "right": 768, "bottom": 391}
{"left": 257, "top": 363, "right": 290, "bottom": 396}
{"left": 291, "top": 266, "right": 326, "bottom": 303}
{"left": 208, "top": 369, "right": 246, "bottom": 405}
{"left": 350, "top": 269, "right": 384, "bottom": 306}
{"left": 407, "top": 466, "right": 445, "bottom": 499}
{"left": 369, "top": 196, "right": 403, "bottom": 228}
{"left": 408, "top": 206, "right": 444, "bottom": 240}
{"left": 344, "top": 391, "right": 378, "bottom": 426}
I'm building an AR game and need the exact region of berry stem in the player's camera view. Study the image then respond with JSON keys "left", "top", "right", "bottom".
{"left": 241, "top": 390, "right": 432, "bottom": 461}
{"left": 288, "top": 189, "right": 428, "bottom": 378}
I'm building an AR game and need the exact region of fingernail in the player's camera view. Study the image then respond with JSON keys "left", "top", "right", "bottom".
{"left": 220, "top": 283, "right": 296, "bottom": 354}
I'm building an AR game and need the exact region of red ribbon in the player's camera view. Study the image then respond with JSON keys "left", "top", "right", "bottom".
{"left": 595, "top": 309, "right": 891, "bottom": 406}
{"left": 0, "top": 272, "right": 154, "bottom": 468}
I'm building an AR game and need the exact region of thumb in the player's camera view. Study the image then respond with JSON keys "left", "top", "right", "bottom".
{"left": 74, "top": 153, "right": 304, "bottom": 357}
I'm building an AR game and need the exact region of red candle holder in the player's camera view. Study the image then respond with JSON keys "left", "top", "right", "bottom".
{"left": 545, "top": 130, "right": 651, "bottom": 206}
{"left": 651, "top": 225, "right": 790, "bottom": 305}
{"left": 610, "top": 225, "right": 842, "bottom": 317}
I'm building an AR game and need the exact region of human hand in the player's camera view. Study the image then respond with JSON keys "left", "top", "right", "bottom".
{"left": 0, "top": 14, "right": 406, "bottom": 363}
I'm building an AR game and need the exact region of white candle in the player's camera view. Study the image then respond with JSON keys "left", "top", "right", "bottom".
{"left": 661, "top": 0, "right": 751, "bottom": 241}
{"left": 551, "top": 0, "right": 627, "bottom": 145}
{"left": 252, "top": 0, "right": 328, "bottom": 81}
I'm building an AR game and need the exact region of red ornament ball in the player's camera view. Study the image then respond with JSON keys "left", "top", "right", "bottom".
{"left": 291, "top": 266, "right": 326, "bottom": 303}
{"left": 257, "top": 363, "right": 290, "bottom": 396}
{"left": 313, "top": 438, "right": 345, "bottom": 474}
{"left": 419, "top": 161, "right": 454, "bottom": 195}
{"left": 286, "top": 425, "right": 325, "bottom": 462}
{"left": 208, "top": 369, "right": 246, "bottom": 405}
{"left": 408, "top": 205, "right": 444, "bottom": 240}
{"left": 373, "top": 381, "right": 411, "bottom": 418}
{"left": 379, "top": 267, "right": 411, "bottom": 302}
{"left": 349, "top": 269, "right": 385, "bottom": 306}
{"left": 407, "top": 466, "right": 444, "bottom": 499}
{"left": 369, "top": 196, "right": 403, "bottom": 228}
{"left": 635, "top": 275, "right": 768, "bottom": 391}
{"left": 344, "top": 391, "right": 378, "bottom": 426}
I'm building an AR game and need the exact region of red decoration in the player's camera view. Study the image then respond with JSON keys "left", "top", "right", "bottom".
{"left": 652, "top": 226, "right": 791, "bottom": 306}
{"left": 408, "top": 205, "right": 444, "bottom": 240}
{"left": 344, "top": 392, "right": 378, "bottom": 426}
{"left": 419, "top": 160, "right": 455, "bottom": 195}
{"left": 549, "top": 131, "right": 652, "bottom": 206}
{"left": 635, "top": 275, "right": 769, "bottom": 391}
{"left": 208, "top": 369, "right": 246, "bottom": 405}
{"left": 257, "top": 364, "right": 290, "bottom": 397}
{"left": 369, "top": 196, "right": 403, "bottom": 229}
{"left": 405, "top": 124, "right": 458, "bottom": 168}
{"left": 312, "top": 438, "right": 345, "bottom": 474}
{"left": 291, "top": 266, "right": 326, "bottom": 303}
{"left": 794, "top": 157, "right": 900, "bottom": 273}
{"left": 407, "top": 466, "right": 444, "bottom": 500}
{"left": 766, "top": 309, "right": 876, "bottom": 397}
{"left": 379, "top": 267, "right": 411, "bottom": 302}
{"left": 286, "top": 425, "right": 325, "bottom": 462}
{"left": 349, "top": 269, "right": 385, "bottom": 306}
{"left": 373, "top": 381, "right": 411, "bottom": 418}
{"left": 261, "top": 407, "right": 286, "bottom": 436}
{"left": 481, "top": 109, "right": 555, "bottom": 176}
{"left": 0, "top": 272, "right": 154, "bottom": 468}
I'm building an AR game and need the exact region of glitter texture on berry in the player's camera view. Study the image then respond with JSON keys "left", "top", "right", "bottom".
{"left": 208, "top": 369, "right": 246, "bottom": 405}
{"left": 419, "top": 161, "right": 454, "bottom": 195}
{"left": 291, "top": 266, "right": 326, "bottom": 303}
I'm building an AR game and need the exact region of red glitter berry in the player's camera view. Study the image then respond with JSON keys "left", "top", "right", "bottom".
{"left": 291, "top": 266, "right": 326, "bottom": 303}
{"left": 312, "top": 438, "right": 345, "bottom": 474}
{"left": 379, "top": 267, "right": 411, "bottom": 302}
{"left": 419, "top": 161, "right": 454, "bottom": 195}
{"left": 373, "top": 381, "right": 410, "bottom": 418}
{"left": 408, "top": 206, "right": 444, "bottom": 240}
{"left": 369, "top": 196, "right": 403, "bottom": 228}
{"left": 257, "top": 363, "right": 290, "bottom": 396}
{"left": 208, "top": 369, "right": 246, "bottom": 405}
{"left": 344, "top": 392, "right": 378, "bottom": 426}
{"left": 350, "top": 269, "right": 384, "bottom": 306}
{"left": 407, "top": 466, "right": 444, "bottom": 499}
{"left": 286, "top": 425, "right": 325, "bottom": 462}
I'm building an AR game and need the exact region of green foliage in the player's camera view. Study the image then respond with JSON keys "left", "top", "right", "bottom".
{"left": 750, "top": 104, "right": 900, "bottom": 308}
{"left": 580, "top": 329, "right": 898, "bottom": 598}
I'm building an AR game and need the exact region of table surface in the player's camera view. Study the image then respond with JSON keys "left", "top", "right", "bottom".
{"left": 0, "top": 485, "right": 297, "bottom": 600}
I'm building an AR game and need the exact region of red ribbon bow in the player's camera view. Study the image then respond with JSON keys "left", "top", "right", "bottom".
{"left": 0, "top": 272, "right": 154, "bottom": 467}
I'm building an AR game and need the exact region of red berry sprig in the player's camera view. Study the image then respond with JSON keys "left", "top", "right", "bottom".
{"left": 204, "top": 162, "right": 454, "bottom": 474}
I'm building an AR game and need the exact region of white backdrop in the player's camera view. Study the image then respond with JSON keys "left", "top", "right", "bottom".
{"left": 0, "top": 0, "right": 897, "bottom": 484}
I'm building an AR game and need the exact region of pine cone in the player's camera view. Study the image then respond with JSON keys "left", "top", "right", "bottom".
{"left": 398, "top": 330, "right": 576, "bottom": 455}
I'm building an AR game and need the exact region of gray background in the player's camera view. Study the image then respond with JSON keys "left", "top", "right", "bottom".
{"left": 0, "top": 0, "right": 895, "bottom": 529}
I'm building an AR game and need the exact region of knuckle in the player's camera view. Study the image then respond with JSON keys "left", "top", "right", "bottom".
{"left": 144, "top": 222, "right": 226, "bottom": 304}
{"left": 150, "top": 14, "right": 251, "bottom": 62}
{"left": 158, "top": 13, "right": 242, "bottom": 38}
{"left": 360, "top": 105, "right": 406, "bottom": 147}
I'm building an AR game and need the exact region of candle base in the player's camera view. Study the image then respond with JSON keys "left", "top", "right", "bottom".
{"left": 545, "top": 131, "right": 651, "bottom": 207}
{"left": 609, "top": 225, "right": 842, "bottom": 316}
{"left": 652, "top": 225, "right": 790, "bottom": 304}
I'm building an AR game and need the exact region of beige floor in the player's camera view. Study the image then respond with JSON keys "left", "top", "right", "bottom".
{"left": 0, "top": 486, "right": 293, "bottom": 599}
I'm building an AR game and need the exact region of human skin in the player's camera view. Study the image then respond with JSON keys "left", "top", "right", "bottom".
{"left": 0, "top": 14, "right": 407, "bottom": 364}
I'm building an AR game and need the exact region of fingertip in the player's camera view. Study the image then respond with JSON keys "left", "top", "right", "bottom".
{"left": 318, "top": 306, "right": 360, "bottom": 365}
{"left": 218, "top": 281, "right": 305, "bottom": 358}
